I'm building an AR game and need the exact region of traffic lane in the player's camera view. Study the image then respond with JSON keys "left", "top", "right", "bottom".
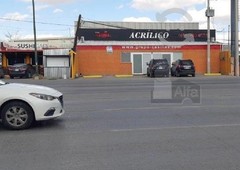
{"left": 1, "top": 82, "right": 240, "bottom": 132}
{"left": 58, "top": 76, "right": 240, "bottom": 105}
{"left": 1, "top": 77, "right": 240, "bottom": 170}
{"left": 0, "top": 122, "right": 240, "bottom": 170}
{"left": 5, "top": 76, "right": 240, "bottom": 107}
{"left": 12, "top": 76, "right": 239, "bottom": 131}
{"left": 60, "top": 81, "right": 240, "bottom": 132}
{"left": 59, "top": 102, "right": 240, "bottom": 132}
{"left": 2, "top": 77, "right": 240, "bottom": 131}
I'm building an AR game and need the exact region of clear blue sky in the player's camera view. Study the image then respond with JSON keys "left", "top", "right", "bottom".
{"left": 0, "top": 0, "right": 230, "bottom": 42}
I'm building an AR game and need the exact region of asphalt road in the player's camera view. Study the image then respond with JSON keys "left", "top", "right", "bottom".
{"left": 1, "top": 76, "right": 240, "bottom": 170}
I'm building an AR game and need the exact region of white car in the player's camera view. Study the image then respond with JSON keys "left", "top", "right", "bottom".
{"left": 0, "top": 80, "right": 64, "bottom": 130}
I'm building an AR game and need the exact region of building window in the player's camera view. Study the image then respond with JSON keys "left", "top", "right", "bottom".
{"left": 121, "top": 52, "right": 131, "bottom": 63}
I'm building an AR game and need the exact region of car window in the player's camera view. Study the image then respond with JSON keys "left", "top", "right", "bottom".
{"left": 153, "top": 60, "right": 168, "bottom": 65}
{"left": 13, "top": 63, "right": 26, "bottom": 67}
{"left": 181, "top": 60, "right": 193, "bottom": 65}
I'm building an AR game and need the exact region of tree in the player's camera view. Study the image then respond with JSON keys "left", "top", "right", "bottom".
{"left": 5, "top": 31, "right": 20, "bottom": 41}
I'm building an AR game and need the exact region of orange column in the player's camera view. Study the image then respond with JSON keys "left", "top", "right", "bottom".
{"left": 220, "top": 51, "right": 231, "bottom": 75}
{"left": 25, "top": 54, "right": 31, "bottom": 64}
{"left": 2, "top": 53, "right": 8, "bottom": 67}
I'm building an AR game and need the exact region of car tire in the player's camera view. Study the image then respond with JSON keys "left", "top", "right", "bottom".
{"left": 27, "top": 71, "right": 32, "bottom": 78}
{"left": 176, "top": 71, "right": 180, "bottom": 77}
{"left": 150, "top": 71, "right": 154, "bottom": 78}
{"left": 1, "top": 101, "right": 34, "bottom": 130}
{"left": 25, "top": 72, "right": 30, "bottom": 78}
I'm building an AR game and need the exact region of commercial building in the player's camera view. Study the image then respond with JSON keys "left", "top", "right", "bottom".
{"left": 75, "top": 21, "right": 222, "bottom": 76}
{"left": 0, "top": 38, "right": 73, "bottom": 78}
{"left": 0, "top": 21, "right": 225, "bottom": 78}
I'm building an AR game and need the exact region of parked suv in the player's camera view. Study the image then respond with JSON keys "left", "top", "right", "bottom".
{"left": 8, "top": 63, "right": 36, "bottom": 79}
{"left": 171, "top": 59, "right": 195, "bottom": 77}
{"left": 147, "top": 59, "right": 169, "bottom": 77}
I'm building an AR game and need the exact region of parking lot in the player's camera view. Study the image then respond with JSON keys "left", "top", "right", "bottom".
{"left": 1, "top": 76, "right": 240, "bottom": 170}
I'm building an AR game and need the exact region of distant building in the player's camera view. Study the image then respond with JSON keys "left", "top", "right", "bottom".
{"left": 0, "top": 37, "right": 74, "bottom": 79}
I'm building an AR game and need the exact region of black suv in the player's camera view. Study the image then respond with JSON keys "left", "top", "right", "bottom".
{"left": 171, "top": 59, "right": 195, "bottom": 77}
{"left": 147, "top": 59, "right": 169, "bottom": 77}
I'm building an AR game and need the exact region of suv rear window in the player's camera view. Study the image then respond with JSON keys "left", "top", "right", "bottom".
{"left": 153, "top": 59, "right": 168, "bottom": 65}
{"left": 181, "top": 60, "right": 193, "bottom": 65}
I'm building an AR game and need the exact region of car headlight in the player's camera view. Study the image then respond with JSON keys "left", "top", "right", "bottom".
{"left": 30, "top": 93, "right": 56, "bottom": 101}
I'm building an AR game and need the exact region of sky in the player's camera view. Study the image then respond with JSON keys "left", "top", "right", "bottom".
{"left": 0, "top": 0, "right": 231, "bottom": 43}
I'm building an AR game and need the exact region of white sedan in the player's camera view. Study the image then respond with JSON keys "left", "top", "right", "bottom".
{"left": 0, "top": 80, "right": 64, "bottom": 130}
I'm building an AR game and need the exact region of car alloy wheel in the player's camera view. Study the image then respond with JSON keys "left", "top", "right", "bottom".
{"left": 150, "top": 71, "right": 154, "bottom": 78}
{"left": 1, "top": 101, "right": 34, "bottom": 130}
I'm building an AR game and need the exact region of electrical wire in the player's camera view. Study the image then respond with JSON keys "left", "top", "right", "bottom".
{"left": 81, "top": 18, "right": 133, "bottom": 30}
{"left": 0, "top": 17, "right": 74, "bottom": 27}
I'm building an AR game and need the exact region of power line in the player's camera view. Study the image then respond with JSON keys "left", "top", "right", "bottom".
{"left": 82, "top": 19, "right": 133, "bottom": 30}
{"left": 0, "top": 17, "right": 74, "bottom": 27}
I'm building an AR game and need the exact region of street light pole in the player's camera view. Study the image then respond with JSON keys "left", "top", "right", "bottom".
{"left": 228, "top": 25, "right": 230, "bottom": 51}
{"left": 231, "top": 0, "right": 239, "bottom": 76}
{"left": 207, "top": 0, "right": 211, "bottom": 74}
{"left": 234, "top": 0, "right": 239, "bottom": 76}
{"left": 32, "top": 0, "right": 38, "bottom": 76}
{"left": 205, "top": 0, "right": 214, "bottom": 74}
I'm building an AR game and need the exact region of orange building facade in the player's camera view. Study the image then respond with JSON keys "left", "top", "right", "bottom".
{"left": 75, "top": 28, "right": 222, "bottom": 76}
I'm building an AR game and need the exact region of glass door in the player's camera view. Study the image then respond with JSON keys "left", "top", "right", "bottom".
{"left": 162, "top": 54, "right": 171, "bottom": 65}
{"left": 132, "top": 54, "right": 143, "bottom": 74}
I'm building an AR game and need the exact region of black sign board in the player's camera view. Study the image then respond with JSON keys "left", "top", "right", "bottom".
{"left": 77, "top": 28, "right": 216, "bottom": 42}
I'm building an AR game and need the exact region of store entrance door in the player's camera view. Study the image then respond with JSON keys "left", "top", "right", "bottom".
{"left": 162, "top": 54, "right": 171, "bottom": 65}
{"left": 132, "top": 54, "right": 142, "bottom": 74}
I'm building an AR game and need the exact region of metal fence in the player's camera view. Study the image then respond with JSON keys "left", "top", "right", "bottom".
{"left": 44, "top": 67, "right": 70, "bottom": 79}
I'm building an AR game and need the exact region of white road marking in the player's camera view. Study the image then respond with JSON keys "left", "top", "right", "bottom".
{"left": 104, "top": 105, "right": 201, "bottom": 111}
{"left": 110, "top": 123, "right": 240, "bottom": 132}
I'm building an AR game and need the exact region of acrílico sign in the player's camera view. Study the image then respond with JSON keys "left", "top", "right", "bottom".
{"left": 78, "top": 29, "right": 216, "bottom": 42}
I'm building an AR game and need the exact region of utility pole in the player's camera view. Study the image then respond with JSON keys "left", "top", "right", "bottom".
{"left": 228, "top": 25, "right": 230, "bottom": 51}
{"left": 205, "top": 0, "right": 214, "bottom": 74}
{"left": 32, "top": 0, "right": 38, "bottom": 77}
{"left": 73, "top": 15, "right": 81, "bottom": 51}
{"left": 70, "top": 15, "right": 82, "bottom": 79}
{"left": 231, "top": 0, "right": 239, "bottom": 76}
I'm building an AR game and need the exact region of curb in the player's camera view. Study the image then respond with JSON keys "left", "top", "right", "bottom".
{"left": 204, "top": 73, "right": 222, "bottom": 76}
{"left": 83, "top": 75, "right": 103, "bottom": 78}
{"left": 115, "top": 75, "right": 133, "bottom": 78}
